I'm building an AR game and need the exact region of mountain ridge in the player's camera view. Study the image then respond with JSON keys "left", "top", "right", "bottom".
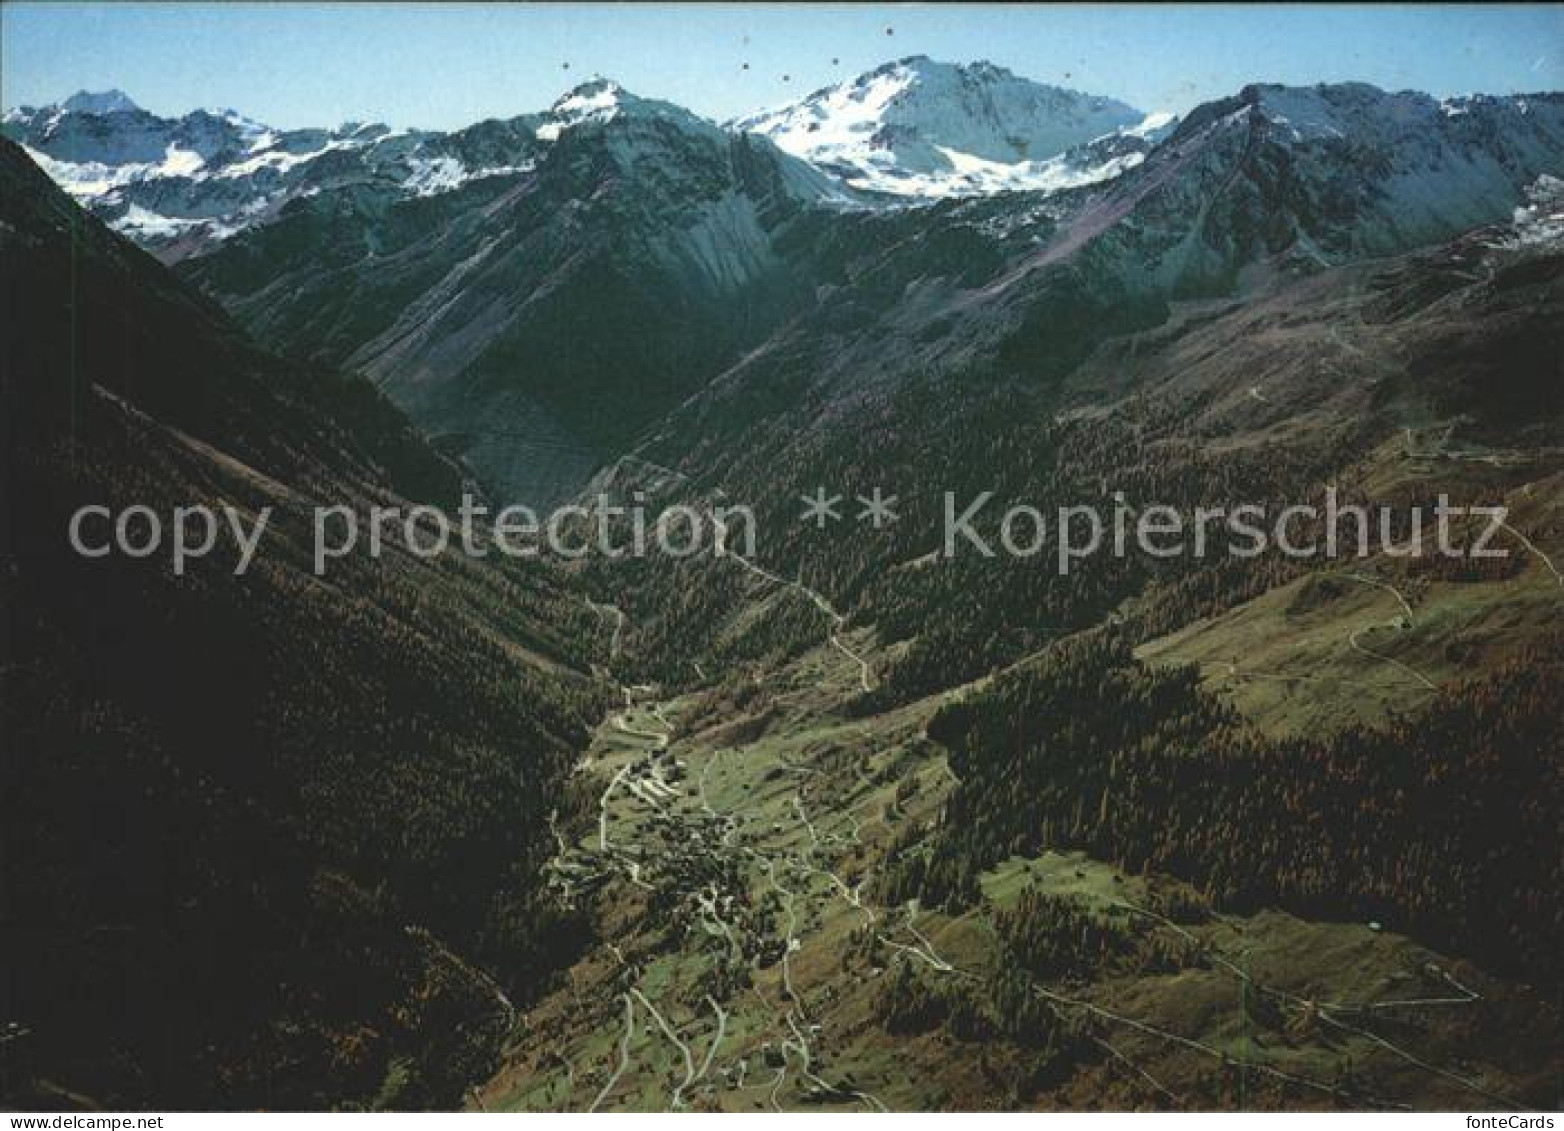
{"left": 161, "top": 72, "right": 1564, "bottom": 510}
{"left": 732, "top": 55, "right": 1160, "bottom": 198}
{"left": 10, "top": 66, "right": 1558, "bottom": 249}
{"left": 169, "top": 82, "right": 847, "bottom": 504}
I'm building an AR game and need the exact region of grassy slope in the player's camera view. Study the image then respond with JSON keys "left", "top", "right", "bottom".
{"left": 477, "top": 628, "right": 1559, "bottom": 1111}
{"left": 1138, "top": 457, "right": 1562, "bottom": 736}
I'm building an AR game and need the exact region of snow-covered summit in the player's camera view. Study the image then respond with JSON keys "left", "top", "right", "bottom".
{"left": 536, "top": 78, "right": 730, "bottom": 147}
{"left": 1, "top": 92, "right": 546, "bottom": 252}
{"left": 731, "top": 56, "right": 1162, "bottom": 198}
{"left": 537, "top": 80, "right": 625, "bottom": 140}
{"left": 0, "top": 75, "right": 810, "bottom": 253}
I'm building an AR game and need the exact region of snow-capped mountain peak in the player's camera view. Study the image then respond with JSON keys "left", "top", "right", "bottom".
{"left": 1, "top": 92, "right": 550, "bottom": 253}
{"left": 535, "top": 78, "right": 727, "bottom": 146}
{"left": 537, "top": 79, "right": 625, "bottom": 139}
{"left": 0, "top": 74, "right": 792, "bottom": 255}
{"left": 60, "top": 89, "right": 141, "bottom": 115}
{"left": 731, "top": 56, "right": 1159, "bottom": 199}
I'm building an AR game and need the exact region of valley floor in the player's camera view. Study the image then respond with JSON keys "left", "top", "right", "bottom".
{"left": 474, "top": 613, "right": 1560, "bottom": 1112}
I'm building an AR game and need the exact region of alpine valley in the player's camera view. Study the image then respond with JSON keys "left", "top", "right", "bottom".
{"left": 3, "top": 55, "right": 1561, "bottom": 1112}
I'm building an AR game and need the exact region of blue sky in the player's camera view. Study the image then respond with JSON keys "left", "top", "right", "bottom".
{"left": 3, "top": 3, "right": 1560, "bottom": 129}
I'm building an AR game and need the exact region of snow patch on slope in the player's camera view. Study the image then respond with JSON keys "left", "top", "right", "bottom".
{"left": 741, "top": 66, "right": 913, "bottom": 165}
{"left": 403, "top": 156, "right": 469, "bottom": 196}
{"left": 848, "top": 141, "right": 1151, "bottom": 199}
{"left": 400, "top": 156, "right": 536, "bottom": 197}
{"left": 115, "top": 204, "right": 205, "bottom": 239}
{"left": 21, "top": 141, "right": 204, "bottom": 194}
{"left": 1495, "top": 173, "right": 1564, "bottom": 250}
{"left": 536, "top": 81, "right": 622, "bottom": 141}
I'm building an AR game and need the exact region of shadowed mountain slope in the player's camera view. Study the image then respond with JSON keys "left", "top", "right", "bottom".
{"left": 0, "top": 136, "right": 610, "bottom": 1110}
